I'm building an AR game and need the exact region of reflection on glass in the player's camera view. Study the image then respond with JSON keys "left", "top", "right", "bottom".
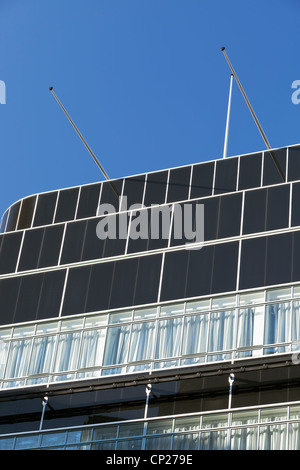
{"left": 239, "top": 291, "right": 264, "bottom": 306}
{"left": 160, "top": 303, "right": 185, "bottom": 317}
{"left": 266, "top": 287, "right": 291, "bottom": 302}
{"left": 185, "top": 299, "right": 210, "bottom": 314}
{"left": 103, "top": 325, "right": 130, "bottom": 365}
{"left": 212, "top": 295, "right": 236, "bottom": 309}
{"left": 109, "top": 311, "right": 132, "bottom": 324}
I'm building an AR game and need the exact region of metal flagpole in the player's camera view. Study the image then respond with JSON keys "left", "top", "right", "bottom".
{"left": 49, "top": 86, "right": 120, "bottom": 197}
{"left": 220, "top": 48, "right": 285, "bottom": 182}
{"left": 223, "top": 73, "right": 234, "bottom": 159}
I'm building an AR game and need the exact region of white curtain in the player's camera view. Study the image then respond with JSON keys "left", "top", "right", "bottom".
{"left": 292, "top": 301, "right": 300, "bottom": 342}
{"left": 79, "top": 329, "right": 106, "bottom": 369}
{"left": 156, "top": 318, "right": 182, "bottom": 359}
{"left": 172, "top": 433, "right": 199, "bottom": 450}
{"left": 199, "top": 430, "right": 227, "bottom": 450}
{"left": 128, "top": 321, "right": 155, "bottom": 363}
{"left": 230, "top": 427, "right": 258, "bottom": 450}
{"left": 264, "top": 302, "right": 290, "bottom": 352}
{"left": 54, "top": 332, "right": 81, "bottom": 372}
{"left": 289, "top": 423, "right": 300, "bottom": 450}
{"left": 259, "top": 424, "right": 287, "bottom": 450}
{"left": 103, "top": 325, "right": 130, "bottom": 366}
{"left": 5, "top": 339, "right": 32, "bottom": 379}
{"left": 208, "top": 310, "right": 235, "bottom": 353}
{"left": 182, "top": 314, "right": 208, "bottom": 356}
{"left": 28, "top": 335, "right": 56, "bottom": 376}
{"left": 0, "top": 341, "right": 9, "bottom": 379}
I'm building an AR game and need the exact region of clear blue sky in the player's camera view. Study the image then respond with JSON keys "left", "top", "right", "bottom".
{"left": 0, "top": 0, "right": 299, "bottom": 218}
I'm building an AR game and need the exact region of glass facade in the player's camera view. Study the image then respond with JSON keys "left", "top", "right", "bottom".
{"left": 1, "top": 144, "right": 300, "bottom": 451}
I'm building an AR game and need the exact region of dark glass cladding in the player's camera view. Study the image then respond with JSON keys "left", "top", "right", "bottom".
{"left": 0, "top": 232, "right": 23, "bottom": 274}
{"left": 190, "top": 162, "right": 214, "bottom": 199}
{"left": 17, "top": 196, "right": 36, "bottom": 230}
{"left": 76, "top": 183, "right": 101, "bottom": 220}
{"left": 5, "top": 201, "right": 21, "bottom": 232}
{"left": 288, "top": 146, "right": 300, "bottom": 181}
{"left": 214, "top": 157, "right": 238, "bottom": 194}
{"left": 122, "top": 175, "right": 145, "bottom": 208}
{"left": 167, "top": 166, "right": 191, "bottom": 203}
{"left": 238, "top": 153, "right": 262, "bottom": 190}
{"left": 99, "top": 179, "right": 123, "bottom": 211}
{"left": 143, "top": 171, "right": 168, "bottom": 206}
{"left": 263, "top": 148, "right": 286, "bottom": 186}
{"left": 33, "top": 191, "right": 58, "bottom": 227}
{"left": 54, "top": 187, "right": 79, "bottom": 223}
{"left": 0, "top": 270, "right": 66, "bottom": 325}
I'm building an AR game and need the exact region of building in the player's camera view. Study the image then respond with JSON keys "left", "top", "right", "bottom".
{"left": 0, "top": 144, "right": 300, "bottom": 450}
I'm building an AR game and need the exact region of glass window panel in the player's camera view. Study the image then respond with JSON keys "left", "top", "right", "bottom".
{"left": 33, "top": 191, "right": 58, "bottom": 227}
{"left": 266, "top": 287, "right": 291, "bottom": 302}
{"left": 5, "top": 201, "right": 21, "bottom": 232}
{"left": 103, "top": 325, "right": 131, "bottom": 366}
{"left": 28, "top": 335, "right": 56, "bottom": 376}
{"left": 237, "top": 306, "right": 264, "bottom": 349}
{"left": 128, "top": 321, "right": 155, "bottom": 362}
{"left": 15, "top": 434, "right": 40, "bottom": 449}
{"left": 109, "top": 258, "right": 138, "bottom": 310}
{"left": 61, "top": 318, "right": 84, "bottom": 331}
{"left": 118, "top": 422, "right": 144, "bottom": 437}
{"left": 14, "top": 274, "right": 44, "bottom": 324}
{"left": 143, "top": 171, "right": 168, "bottom": 206}
{"left": 13, "top": 325, "right": 35, "bottom": 337}
{"left": 212, "top": 295, "right": 236, "bottom": 309}
{"left": 147, "top": 419, "right": 173, "bottom": 435}
{"left": 38, "top": 224, "right": 64, "bottom": 269}
{"left": 230, "top": 427, "right": 258, "bottom": 450}
{"left": 264, "top": 302, "right": 291, "bottom": 348}
{"left": 93, "top": 426, "right": 118, "bottom": 441}
{"left": 134, "top": 307, "right": 157, "bottom": 320}
{"left": 242, "top": 188, "right": 267, "bottom": 235}
{"left": 0, "top": 328, "right": 12, "bottom": 340}
{"left": 214, "top": 157, "right": 238, "bottom": 195}
{"left": 185, "top": 299, "right": 210, "bottom": 314}
{"left": 167, "top": 166, "right": 191, "bottom": 203}
{"left": 199, "top": 430, "right": 227, "bottom": 450}
{"left": 41, "top": 432, "right": 67, "bottom": 447}
{"left": 109, "top": 311, "right": 132, "bottom": 324}
{"left": 5, "top": 339, "right": 33, "bottom": 378}
{"left": 231, "top": 410, "right": 258, "bottom": 426}
{"left": 54, "top": 332, "right": 81, "bottom": 372}
{"left": 190, "top": 162, "right": 214, "bottom": 199}
{"left": 172, "top": 433, "right": 199, "bottom": 450}
{"left": 218, "top": 193, "right": 242, "bottom": 239}
{"left": 239, "top": 291, "right": 265, "bottom": 306}
{"left": 36, "top": 322, "right": 58, "bottom": 334}
{"left": 294, "top": 286, "right": 300, "bottom": 298}
{"left": 289, "top": 422, "right": 300, "bottom": 450}
{"left": 62, "top": 265, "right": 91, "bottom": 316}
{"left": 239, "top": 237, "right": 267, "bottom": 290}
{"left": 156, "top": 317, "right": 183, "bottom": 359}
{"left": 289, "top": 405, "right": 300, "bottom": 419}
{"left": 122, "top": 175, "right": 146, "bottom": 208}
{"left": 0, "top": 437, "right": 15, "bottom": 450}
{"left": 60, "top": 220, "right": 87, "bottom": 265}
{"left": 259, "top": 424, "right": 287, "bottom": 450}
{"left": 99, "top": 179, "right": 123, "bottom": 212}
{"left": 66, "top": 429, "right": 92, "bottom": 444}
{"left": 145, "top": 436, "right": 172, "bottom": 450}
{"left": 84, "top": 314, "right": 108, "bottom": 328}
{"left": 260, "top": 407, "right": 287, "bottom": 422}
{"left": 0, "top": 232, "right": 23, "bottom": 275}
{"left": 17, "top": 196, "right": 36, "bottom": 230}
{"left": 288, "top": 146, "right": 300, "bottom": 181}
{"left": 54, "top": 187, "right": 79, "bottom": 223}
{"left": 117, "top": 439, "right": 142, "bottom": 450}
{"left": 37, "top": 270, "right": 66, "bottom": 321}
{"left": 182, "top": 314, "right": 208, "bottom": 355}
{"left": 160, "top": 250, "right": 189, "bottom": 302}
{"left": 292, "top": 182, "right": 300, "bottom": 227}
{"left": 174, "top": 416, "right": 201, "bottom": 432}
{"left": 266, "top": 184, "right": 289, "bottom": 232}
{"left": 78, "top": 328, "right": 106, "bottom": 368}
{"left": 133, "top": 254, "right": 162, "bottom": 306}
{"left": 202, "top": 414, "right": 228, "bottom": 429}
{"left": 263, "top": 149, "right": 286, "bottom": 186}
{"left": 0, "top": 341, "right": 9, "bottom": 379}
{"left": 160, "top": 303, "right": 185, "bottom": 317}
{"left": 211, "top": 242, "right": 239, "bottom": 294}
{"left": 238, "top": 153, "right": 262, "bottom": 191}
{"left": 18, "top": 228, "right": 44, "bottom": 272}
{"left": 208, "top": 310, "right": 236, "bottom": 352}
{"left": 76, "top": 183, "right": 101, "bottom": 220}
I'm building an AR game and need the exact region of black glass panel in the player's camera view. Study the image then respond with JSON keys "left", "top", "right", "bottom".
{"left": 203, "top": 197, "right": 220, "bottom": 242}
{"left": 102, "top": 213, "right": 127, "bottom": 258}
{"left": 85, "top": 262, "right": 114, "bottom": 313}
{"left": 37, "top": 270, "right": 66, "bottom": 320}
{"left": 122, "top": 175, "right": 146, "bottom": 209}
{"left": 76, "top": 183, "right": 101, "bottom": 220}
{"left": 134, "top": 254, "right": 162, "bottom": 305}
{"left": 99, "top": 179, "right": 123, "bottom": 212}
{"left": 109, "top": 257, "right": 139, "bottom": 309}
{"left": 190, "top": 162, "right": 215, "bottom": 199}
{"left": 0, "top": 209, "right": 9, "bottom": 233}
{"left": 170, "top": 200, "right": 205, "bottom": 247}
{"left": 167, "top": 166, "right": 191, "bottom": 203}
{"left": 218, "top": 193, "right": 242, "bottom": 239}
{"left": 5, "top": 201, "right": 21, "bottom": 232}
{"left": 17, "top": 196, "right": 37, "bottom": 230}
{"left": 143, "top": 171, "right": 168, "bottom": 206}
{"left": 0, "top": 232, "right": 23, "bottom": 274}
{"left": 263, "top": 149, "right": 286, "bottom": 186}
{"left": 243, "top": 188, "right": 267, "bottom": 235}
{"left": 18, "top": 228, "right": 44, "bottom": 272}
{"left": 127, "top": 209, "right": 151, "bottom": 254}
{"left": 81, "top": 218, "right": 105, "bottom": 261}
{"left": 265, "top": 233, "right": 292, "bottom": 286}
{"left": 291, "top": 182, "right": 300, "bottom": 227}
{"left": 238, "top": 153, "right": 262, "bottom": 190}
{"left": 62, "top": 266, "right": 91, "bottom": 316}
{"left": 38, "top": 224, "right": 64, "bottom": 268}
{"left": 266, "top": 184, "right": 290, "bottom": 232}
{"left": 288, "top": 146, "right": 300, "bottom": 182}
{"left": 160, "top": 250, "right": 189, "bottom": 301}
{"left": 292, "top": 231, "right": 300, "bottom": 282}
{"left": 0, "top": 277, "right": 21, "bottom": 325}
{"left": 54, "top": 187, "right": 79, "bottom": 223}
{"left": 33, "top": 192, "right": 58, "bottom": 227}
{"left": 239, "top": 237, "right": 267, "bottom": 290}
{"left": 211, "top": 241, "right": 239, "bottom": 294}
{"left": 214, "top": 157, "right": 238, "bottom": 194}
{"left": 60, "top": 220, "right": 87, "bottom": 265}
{"left": 13, "top": 273, "right": 44, "bottom": 323}
{"left": 186, "top": 245, "right": 214, "bottom": 298}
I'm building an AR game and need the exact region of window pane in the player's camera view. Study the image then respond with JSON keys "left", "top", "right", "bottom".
{"left": 263, "top": 149, "right": 286, "bottom": 186}
{"left": 5, "top": 339, "right": 33, "bottom": 378}
{"left": 33, "top": 192, "right": 58, "bottom": 227}
{"left": 190, "top": 162, "right": 214, "bottom": 199}
{"left": 103, "top": 325, "right": 131, "bottom": 365}
{"left": 182, "top": 314, "right": 208, "bottom": 355}
{"left": 264, "top": 302, "right": 290, "bottom": 351}
{"left": 54, "top": 188, "right": 79, "bottom": 223}
{"left": 238, "top": 153, "right": 262, "bottom": 190}
{"left": 167, "top": 166, "right": 191, "bottom": 203}
{"left": 143, "top": 171, "right": 168, "bottom": 206}
{"left": 76, "top": 183, "right": 101, "bottom": 220}
{"left": 0, "top": 232, "right": 23, "bottom": 275}
{"left": 79, "top": 329, "right": 106, "bottom": 368}
{"left": 214, "top": 157, "right": 238, "bottom": 194}
{"left": 208, "top": 310, "right": 235, "bottom": 352}
{"left": 54, "top": 332, "right": 81, "bottom": 372}
{"left": 17, "top": 196, "right": 36, "bottom": 230}
{"left": 156, "top": 318, "right": 182, "bottom": 359}
{"left": 128, "top": 321, "right": 155, "bottom": 362}
{"left": 28, "top": 335, "right": 56, "bottom": 375}
{"left": 237, "top": 306, "right": 264, "bottom": 349}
